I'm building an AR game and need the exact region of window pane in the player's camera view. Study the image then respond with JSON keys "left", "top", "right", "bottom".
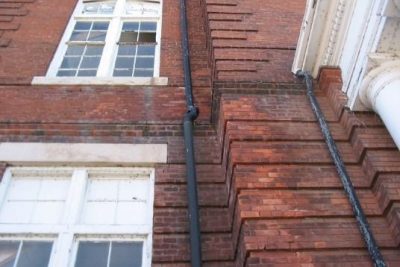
{"left": 122, "top": 22, "right": 139, "bottom": 31}
{"left": 135, "top": 57, "right": 154, "bottom": 69}
{"left": 66, "top": 46, "right": 85, "bottom": 56}
{"left": 119, "top": 32, "right": 138, "bottom": 43}
{"left": 113, "top": 69, "right": 133, "bottom": 77}
{"left": 0, "top": 241, "right": 19, "bottom": 267}
{"left": 137, "top": 45, "right": 155, "bottom": 56}
{"left": 75, "top": 242, "right": 109, "bottom": 267}
{"left": 75, "top": 22, "right": 91, "bottom": 31}
{"left": 115, "top": 57, "right": 134, "bottom": 69}
{"left": 140, "top": 22, "right": 157, "bottom": 31}
{"left": 17, "top": 241, "right": 52, "bottom": 267}
{"left": 57, "top": 70, "right": 76, "bottom": 76}
{"left": 117, "top": 45, "right": 136, "bottom": 56}
{"left": 80, "top": 57, "right": 101, "bottom": 69}
{"left": 70, "top": 31, "right": 89, "bottom": 41}
{"left": 109, "top": 242, "right": 143, "bottom": 267}
{"left": 138, "top": 32, "right": 156, "bottom": 43}
{"left": 84, "top": 46, "right": 104, "bottom": 56}
{"left": 92, "top": 22, "right": 109, "bottom": 31}
{"left": 61, "top": 57, "right": 81, "bottom": 69}
{"left": 133, "top": 69, "right": 153, "bottom": 77}
{"left": 88, "top": 31, "right": 107, "bottom": 42}
{"left": 77, "top": 70, "right": 97, "bottom": 77}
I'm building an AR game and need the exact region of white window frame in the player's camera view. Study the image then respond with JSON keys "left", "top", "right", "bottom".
{"left": 32, "top": 0, "right": 168, "bottom": 86}
{"left": 0, "top": 167, "right": 155, "bottom": 267}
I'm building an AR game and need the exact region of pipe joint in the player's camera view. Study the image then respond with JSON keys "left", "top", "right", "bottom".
{"left": 185, "top": 105, "right": 199, "bottom": 121}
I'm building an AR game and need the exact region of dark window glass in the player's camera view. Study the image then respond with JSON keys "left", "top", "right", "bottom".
{"left": 140, "top": 22, "right": 157, "bottom": 31}
{"left": 122, "top": 22, "right": 139, "bottom": 31}
{"left": 135, "top": 57, "right": 154, "bottom": 69}
{"left": 88, "top": 31, "right": 107, "bottom": 42}
{"left": 92, "top": 22, "right": 109, "bottom": 31}
{"left": 109, "top": 242, "right": 143, "bottom": 267}
{"left": 70, "top": 31, "right": 89, "bottom": 41}
{"left": 115, "top": 57, "right": 134, "bottom": 69}
{"left": 137, "top": 45, "right": 155, "bottom": 56}
{"left": 75, "top": 22, "right": 91, "bottom": 30}
{"left": 138, "top": 32, "right": 156, "bottom": 43}
{"left": 0, "top": 241, "right": 19, "bottom": 267}
{"left": 119, "top": 32, "right": 138, "bottom": 43}
{"left": 75, "top": 242, "right": 108, "bottom": 267}
{"left": 57, "top": 70, "right": 77, "bottom": 76}
{"left": 118, "top": 45, "right": 136, "bottom": 55}
{"left": 80, "top": 57, "right": 101, "bottom": 68}
{"left": 61, "top": 57, "right": 81, "bottom": 69}
{"left": 134, "top": 69, "right": 153, "bottom": 77}
{"left": 113, "top": 69, "right": 133, "bottom": 77}
{"left": 85, "top": 46, "right": 104, "bottom": 56}
{"left": 17, "top": 242, "right": 52, "bottom": 267}
{"left": 66, "top": 46, "right": 85, "bottom": 56}
{"left": 77, "top": 70, "right": 97, "bottom": 77}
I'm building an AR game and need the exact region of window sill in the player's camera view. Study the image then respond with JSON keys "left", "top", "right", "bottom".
{"left": 31, "top": 76, "right": 168, "bottom": 86}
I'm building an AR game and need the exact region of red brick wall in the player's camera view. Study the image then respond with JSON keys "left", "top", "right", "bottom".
{"left": 2, "top": 0, "right": 400, "bottom": 266}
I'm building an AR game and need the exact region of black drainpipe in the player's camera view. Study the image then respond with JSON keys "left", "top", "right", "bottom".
{"left": 297, "top": 71, "right": 386, "bottom": 267}
{"left": 180, "top": 0, "right": 202, "bottom": 266}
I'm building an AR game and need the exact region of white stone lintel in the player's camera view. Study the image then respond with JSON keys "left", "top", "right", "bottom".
{"left": 31, "top": 77, "right": 169, "bottom": 86}
{"left": 0, "top": 143, "right": 167, "bottom": 165}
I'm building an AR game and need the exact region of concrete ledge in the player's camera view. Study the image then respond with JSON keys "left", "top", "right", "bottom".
{"left": 0, "top": 143, "right": 167, "bottom": 165}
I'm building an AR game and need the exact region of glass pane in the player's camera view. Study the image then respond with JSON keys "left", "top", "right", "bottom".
{"left": 61, "top": 57, "right": 80, "bottom": 69}
{"left": 113, "top": 69, "right": 133, "bottom": 77}
{"left": 115, "top": 57, "right": 134, "bottom": 69}
{"left": 122, "top": 22, "right": 139, "bottom": 31}
{"left": 80, "top": 57, "right": 101, "bottom": 69}
{"left": 17, "top": 241, "right": 52, "bottom": 267}
{"left": 137, "top": 45, "right": 155, "bottom": 56}
{"left": 57, "top": 70, "right": 76, "bottom": 77}
{"left": 118, "top": 45, "right": 136, "bottom": 56}
{"left": 135, "top": 57, "right": 154, "bottom": 69}
{"left": 138, "top": 32, "right": 156, "bottom": 43}
{"left": 0, "top": 241, "right": 19, "bottom": 267}
{"left": 140, "top": 22, "right": 157, "bottom": 31}
{"left": 88, "top": 31, "right": 107, "bottom": 42}
{"left": 75, "top": 22, "right": 91, "bottom": 31}
{"left": 119, "top": 32, "right": 138, "bottom": 43}
{"left": 109, "top": 242, "right": 143, "bottom": 267}
{"left": 99, "top": 3, "right": 115, "bottom": 14}
{"left": 75, "top": 242, "right": 109, "bottom": 267}
{"left": 134, "top": 69, "right": 153, "bottom": 77}
{"left": 83, "top": 3, "right": 115, "bottom": 14}
{"left": 92, "top": 22, "right": 109, "bottom": 31}
{"left": 85, "top": 46, "right": 104, "bottom": 56}
{"left": 70, "top": 31, "right": 89, "bottom": 41}
{"left": 66, "top": 46, "right": 85, "bottom": 56}
{"left": 77, "top": 70, "right": 97, "bottom": 77}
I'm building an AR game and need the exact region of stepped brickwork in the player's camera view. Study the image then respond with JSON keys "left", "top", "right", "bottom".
{"left": 0, "top": 0, "right": 400, "bottom": 266}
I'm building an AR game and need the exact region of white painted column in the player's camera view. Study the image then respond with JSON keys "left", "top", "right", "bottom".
{"left": 360, "top": 61, "right": 400, "bottom": 149}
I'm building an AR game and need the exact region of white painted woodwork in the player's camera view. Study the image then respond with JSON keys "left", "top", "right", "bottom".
{"left": 0, "top": 167, "right": 155, "bottom": 267}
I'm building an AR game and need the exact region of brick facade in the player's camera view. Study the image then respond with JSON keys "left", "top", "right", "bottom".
{"left": 1, "top": 0, "right": 400, "bottom": 266}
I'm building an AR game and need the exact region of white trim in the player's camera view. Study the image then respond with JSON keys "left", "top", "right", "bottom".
{"left": 0, "top": 143, "right": 168, "bottom": 165}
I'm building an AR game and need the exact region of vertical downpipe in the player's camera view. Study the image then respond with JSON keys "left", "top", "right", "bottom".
{"left": 180, "top": 0, "right": 202, "bottom": 266}
{"left": 297, "top": 71, "right": 386, "bottom": 267}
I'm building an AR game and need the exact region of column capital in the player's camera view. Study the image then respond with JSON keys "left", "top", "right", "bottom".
{"left": 359, "top": 60, "right": 400, "bottom": 111}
